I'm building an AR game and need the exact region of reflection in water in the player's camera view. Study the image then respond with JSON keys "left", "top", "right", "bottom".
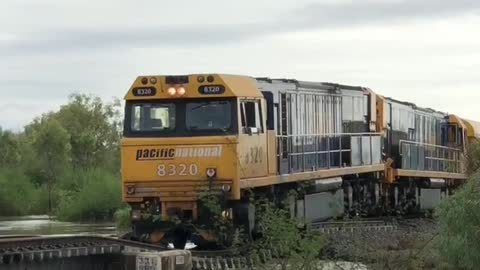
{"left": 0, "top": 215, "right": 118, "bottom": 237}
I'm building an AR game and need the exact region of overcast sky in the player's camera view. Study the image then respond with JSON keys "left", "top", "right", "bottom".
{"left": 1, "top": 0, "right": 480, "bottom": 130}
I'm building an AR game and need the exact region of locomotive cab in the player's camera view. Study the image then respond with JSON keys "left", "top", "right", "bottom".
{"left": 446, "top": 115, "right": 467, "bottom": 151}
{"left": 121, "top": 74, "right": 270, "bottom": 248}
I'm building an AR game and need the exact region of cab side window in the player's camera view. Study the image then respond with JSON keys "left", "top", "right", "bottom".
{"left": 448, "top": 125, "right": 456, "bottom": 143}
{"left": 240, "top": 100, "right": 263, "bottom": 134}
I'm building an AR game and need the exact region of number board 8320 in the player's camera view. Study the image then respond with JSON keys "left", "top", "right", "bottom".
{"left": 132, "top": 87, "right": 157, "bottom": 97}
{"left": 198, "top": 85, "right": 225, "bottom": 95}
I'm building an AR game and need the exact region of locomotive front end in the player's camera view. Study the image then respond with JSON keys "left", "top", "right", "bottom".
{"left": 121, "top": 74, "right": 258, "bottom": 248}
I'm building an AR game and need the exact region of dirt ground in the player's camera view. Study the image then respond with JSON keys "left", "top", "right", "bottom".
{"left": 323, "top": 218, "right": 446, "bottom": 270}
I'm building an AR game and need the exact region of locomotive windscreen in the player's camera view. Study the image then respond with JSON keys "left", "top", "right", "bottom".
{"left": 124, "top": 98, "right": 238, "bottom": 137}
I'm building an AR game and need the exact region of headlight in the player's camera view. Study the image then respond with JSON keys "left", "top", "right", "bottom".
{"left": 177, "top": 87, "right": 186, "bottom": 96}
{"left": 221, "top": 184, "right": 231, "bottom": 192}
{"left": 167, "top": 87, "right": 176, "bottom": 96}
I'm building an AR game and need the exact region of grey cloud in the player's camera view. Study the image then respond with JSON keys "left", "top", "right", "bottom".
{"left": 2, "top": 0, "right": 480, "bottom": 56}
{"left": 0, "top": 99, "right": 66, "bottom": 131}
{"left": 0, "top": 23, "right": 267, "bottom": 56}
{"left": 294, "top": 0, "right": 480, "bottom": 28}
{"left": 0, "top": 80, "right": 80, "bottom": 99}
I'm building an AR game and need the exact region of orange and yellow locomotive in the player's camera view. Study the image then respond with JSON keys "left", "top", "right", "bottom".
{"left": 121, "top": 74, "right": 478, "bottom": 248}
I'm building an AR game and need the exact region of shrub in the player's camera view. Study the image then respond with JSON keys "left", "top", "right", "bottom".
{"left": 29, "top": 185, "right": 51, "bottom": 215}
{"left": 465, "top": 142, "right": 480, "bottom": 175}
{"left": 56, "top": 169, "right": 123, "bottom": 221}
{"left": 436, "top": 171, "right": 480, "bottom": 269}
{"left": 0, "top": 168, "right": 43, "bottom": 216}
{"left": 114, "top": 207, "right": 131, "bottom": 229}
{"left": 254, "top": 200, "right": 325, "bottom": 270}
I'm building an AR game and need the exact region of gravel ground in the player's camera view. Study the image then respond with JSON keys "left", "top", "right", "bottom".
{"left": 323, "top": 218, "right": 442, "bottom": 269}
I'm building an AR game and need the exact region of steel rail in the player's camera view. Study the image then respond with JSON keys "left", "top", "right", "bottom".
{"left": 0, "top": 235, "right": 250, "bottom": 270}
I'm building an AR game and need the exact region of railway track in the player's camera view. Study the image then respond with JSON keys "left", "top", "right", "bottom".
{"left": 190, "top": 219, "right": 399, "bottom": 269}
{"left": 0, "top": 219, "right": 398, "bottom": 269}
{"left": 0, "top": 235, "right": 251, "bottom": 270}
{"left": 0, "top": 236, "right": 160, "bottom": 264}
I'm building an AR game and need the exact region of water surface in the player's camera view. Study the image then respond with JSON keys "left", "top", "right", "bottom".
{"left": 0, "top": 215, "right": 117, "bottom": 237}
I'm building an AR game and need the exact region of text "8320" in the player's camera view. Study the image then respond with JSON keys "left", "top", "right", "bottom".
{"left": 157, "top": 164, "right": 198, "bottom": 176}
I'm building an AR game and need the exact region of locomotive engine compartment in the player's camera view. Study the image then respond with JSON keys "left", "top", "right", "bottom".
{"left": 121, "top": 74, "right": 476, "bottom": 249}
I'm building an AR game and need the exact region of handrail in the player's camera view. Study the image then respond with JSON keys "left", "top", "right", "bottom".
{"left": 277, "top": 132, "right": 382, "bottom": 137}
{"left": 276, "top": 133, "right": 382, "bottom": 174}
{"left": 399, "top": 139, "right": 461, "bottom": 173}
{"left": 399, "top": 140, "right": 461, "bottom": 152}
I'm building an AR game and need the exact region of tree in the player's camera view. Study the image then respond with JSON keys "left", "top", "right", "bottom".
{"left": 0, "top": 94, "right": 123, "bottom": 221}
{"left": 0, "top": 128, "right": 22, "bottom": 167}
{"left": 30, "top": 117, "right": 71, "bottom": 213}
{"left": 54, "top": 94, "right": 122, "bottom": 172}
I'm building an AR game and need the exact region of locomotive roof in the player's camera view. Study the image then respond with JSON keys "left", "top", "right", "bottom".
{"left": 383, "top": 96, "right": 446, "bottom": 116}
{"left": 255, "top": 77, "right": 369, "bottom": 93}
{"left": 125, "top": 74, "right": 263, "bottom": 100}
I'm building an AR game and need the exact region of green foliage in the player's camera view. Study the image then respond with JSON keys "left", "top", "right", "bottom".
{"left": 198, "top": 191, "right": 240, "bottom": 247}
{"left": 465, "top": 142, "right": 480, "bottom": 175}
{"left": 56, "top": 169, "right": 122, "bottom": 221}
{"left": 55, "top": 94, "right": 122, "bottom": 172}
{"left": 114, "top": 207, "right": 132, "bottom": 229}
{"left": 29, "top": 185, "right": 51, "bottom": 214}
{"left": 255, "top": 200, "right": 324, "bottom": 270}
{"left": 0, "top": 93, "right": 123, "bottom": 222}
{"left": 436, "top": 172, "right": 480, "bottom": 269}
{"left": 31, "top": 117, "right": 71, "bottom": 160}
{"left": 199, "top": 191, "right": 224, "bottom": 217}
{"left": 31, "top": 117, "right": 71, "bottom": 182}
{"left": 0, "top": 169, "right": 47, "bottom": 216}
{"left": 0, "top": 129, "right": 22, "bottom": 167}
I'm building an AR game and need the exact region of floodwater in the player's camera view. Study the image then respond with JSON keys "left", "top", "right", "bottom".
{"left": 0, "top": 215, "right": 118, "bottom": 237}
